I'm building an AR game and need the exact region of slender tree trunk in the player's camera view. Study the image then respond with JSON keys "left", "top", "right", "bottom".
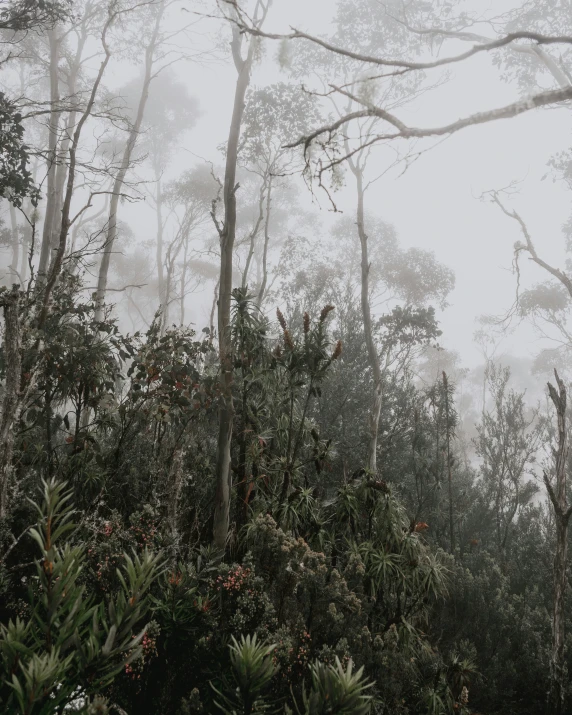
{"left": 95, "top": 1, "right": 164, "bottom": 320}
{"left": 156, "top": 176, "right": 165, "bottom": 313}
{"left": 0, "top": 286, "right": 22, "bottom": 517}
{"left": 48, "top": 1, "right": 91, "bottom": 272}
{"left": 9, "top": 203, "right": 19, "bottom": 281}
{"left": 20, "top": 159, "right": 39, "bottom": 285}
{"left": 38, "top": 28, "right": 60, "bottom": 279}
{"left": 256, "top": 175, "right": 272, "bottom": 307}
{"left": 180, "top": 239, "right": 188, "bottom": 325}
{"left": 167, "top": 445, "right": 185, "bottom": 539}
{"left": 213, "top": 25, "right": 258, "bottom": 549}
{"left": 38, "top": 2, "right": 126, "bottom": 330}
{"left": 20, "top": 208, "right": 31, "bottom": 285}
{"left": 242, "top": 177, "right": 266, "bottom": 290}
{"left": 443, "top": 371, "right": 455, "bottom": 553}
{"left": 49, "top": 104, "right": 80, "bottom": 268}
{"left": 352, "top": 164, "right": 382, "bottom": 474}
{"left": 236, "top": 382, "right": 249, "bottom": 533}
{"left": 210, "top": 277, "right": 219, "bottom": 345}
{"left": 544, "top": 370, "right": 572, "bottom": 715}
{"left": 49, "top": 116, "right": 75, "bottom": 269}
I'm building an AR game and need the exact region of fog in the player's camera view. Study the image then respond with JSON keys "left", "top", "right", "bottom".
{"left": 2, "top": 1, "right": 572, "bottom": 712}
{"left": 4, "top": 0, "right": 572, "bottom": 380}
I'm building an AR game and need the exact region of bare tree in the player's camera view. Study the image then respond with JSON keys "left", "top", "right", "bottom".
{"left": 0, "top": 0, "right": 145, "bottom": 515}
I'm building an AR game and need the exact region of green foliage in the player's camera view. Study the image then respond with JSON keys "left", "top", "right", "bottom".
{"left": 0, "top": 92, "right": 39, "bottom": 207}
{"left": 0, "top": 479, "right": 161, "bottom": 713}
{"left": 213, "top": 635, "right": 278, "bottom": 714}
{"left": 293, "top": 658, "right": 374, "bottom": 715}
{"left": 0, "top": 269, "right": 563, "bottom": 715}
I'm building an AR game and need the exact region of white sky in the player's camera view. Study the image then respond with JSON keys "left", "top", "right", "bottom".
{"left": 151, "top": 0, "right": 572, "bottom": 369}
{"left": 4, "top": 0, "right": 572, "bottom": 375}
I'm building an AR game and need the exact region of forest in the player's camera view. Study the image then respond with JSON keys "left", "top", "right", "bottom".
{"left": 3, "top": 0, "right": 572, "bottom": 713}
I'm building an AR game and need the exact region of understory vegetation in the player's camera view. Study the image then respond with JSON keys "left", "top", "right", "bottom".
{"left": 0, "top": 281, "right": 564, "bottom": 715}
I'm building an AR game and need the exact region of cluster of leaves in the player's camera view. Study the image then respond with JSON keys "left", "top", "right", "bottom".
{"left": 0, "top": 92, "right": 39, "bottom": 207}
{"left": 0, "top": 479, "right": 161, "bottom": 714}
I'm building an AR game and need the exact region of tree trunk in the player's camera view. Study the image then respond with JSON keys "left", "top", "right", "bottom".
{"left": 9, "top": 203, "right": 19, "bottom": 281}
{"left": 353, "top": 165, "right": 382, "bottom": 474}
{"left": 213, "top": 25, "right": 257, "bottom": 550}
{"left": 38, "top": 5, "right": 117, "bottom": 326}
{"left": 242, "top": 177, "right": 266, "bottom": 290}
{"left": 20, "top": 207, "right": 31, "bottom": 285}
{"left": 94, "top": 1, "right": 164, "bottom": 320}
{"left": 209, "top": 277, "right": 219, "bottom": 345}
{"left": 179, "top": 241, "right": 187, "bottom": 325}
{"left": 544, "top": 370, "right": 572, "bottom": 715}
{"left": 38, "top": 28, "right": 60, "bottom": 279}
{"left": 156, "top": 176, "right": 165, "bottom": 315}
{"left": 167, "top": 445, "right": 185, "bottom": 539}
{"left": 256, "top": 176, "right": 272, "bottom": 308}
{"left": 20, "top": 160, "right": 39, "bottom": 285}
{"left": 443, "top": 371, "right": 455, "bottom": 553}
{"left": 0, "top": 286, "right": 22, "bottom": 518}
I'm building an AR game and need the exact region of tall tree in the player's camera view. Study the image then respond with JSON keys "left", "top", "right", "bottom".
{"left": 544, "top": 370, "right": 572, "bottom": 715}
{"left": 211, "top": 0, "right": 270, "bottom": 549}
{"left": 94, "top": 0, "right": 167, "bottom": 319}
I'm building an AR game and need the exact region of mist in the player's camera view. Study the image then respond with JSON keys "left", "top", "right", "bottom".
{"left": 1, "top": 1, "right": 572, "bottom": 713}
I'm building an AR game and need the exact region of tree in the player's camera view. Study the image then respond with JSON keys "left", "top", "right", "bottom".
{"left": 235, "top": 8, "right": 572, "bottom": 163}
{"left": 95, "top": 0, "right": 169, "bottom": 319}
{"left": 0, "top": 0, "right": 70, "bottom": 33}
{"left": 212, "top": 0, "right": 271, "bottom": 550}
{"left": 117, "top": 70, "right": 199, "bottom": 324}
{"left": 240, "top": 82, "right": 321, "bottom": 306}
{"left": 543, "top": 370, "right": 572, "bottom": 715}
{"left": 0, "top": 93, "right": 39, "bottom": 208}
{"left": 474, "top": 364, "right": 540, "bottom": 559}
{"left": 161, "top": 166, "right": 215, "bottom": 329}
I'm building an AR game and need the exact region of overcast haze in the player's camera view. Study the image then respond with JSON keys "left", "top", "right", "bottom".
{"left": 97, "top": 0, "right": 572, "bottom": 375}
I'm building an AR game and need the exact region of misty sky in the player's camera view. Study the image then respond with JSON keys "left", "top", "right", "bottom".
{"left": 5, "top": 0, "right": 572, "bottom": 375}
{"left": 127, "top": 0, "right": 571, "bottom": 369}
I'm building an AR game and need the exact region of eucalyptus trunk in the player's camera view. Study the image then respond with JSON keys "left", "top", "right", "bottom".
{"left": 256, "top": 176, "right": 272, "bottom": 308}
{"left": 443, "top": 371, "right": 455, "bottom": 553}
{"left": 38, "top": 28, "right": 60, "bottom": 279}
{"left": 212, "top": 25, "right": 257, "bottom": 549}
{"left": 155, "top": 176, "right": 165, "bottom": 316}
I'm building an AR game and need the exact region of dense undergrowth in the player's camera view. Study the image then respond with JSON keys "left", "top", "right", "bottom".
{"left": 0, "top": 279, "right": 564, "bottom": 715}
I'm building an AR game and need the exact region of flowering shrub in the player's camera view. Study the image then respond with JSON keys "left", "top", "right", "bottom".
{"left": 214, "top": 558, "right": 276, "bottom": 638}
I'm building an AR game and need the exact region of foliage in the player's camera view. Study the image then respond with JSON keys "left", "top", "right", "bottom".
{"left": 1, "top": 2, "right": 571, "bottom": 710}
{"left": 0, "top": 479, "right": 161, "bottom": 713}
{"left": 0, "top": 92, "right": 39, "bottom": 207}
